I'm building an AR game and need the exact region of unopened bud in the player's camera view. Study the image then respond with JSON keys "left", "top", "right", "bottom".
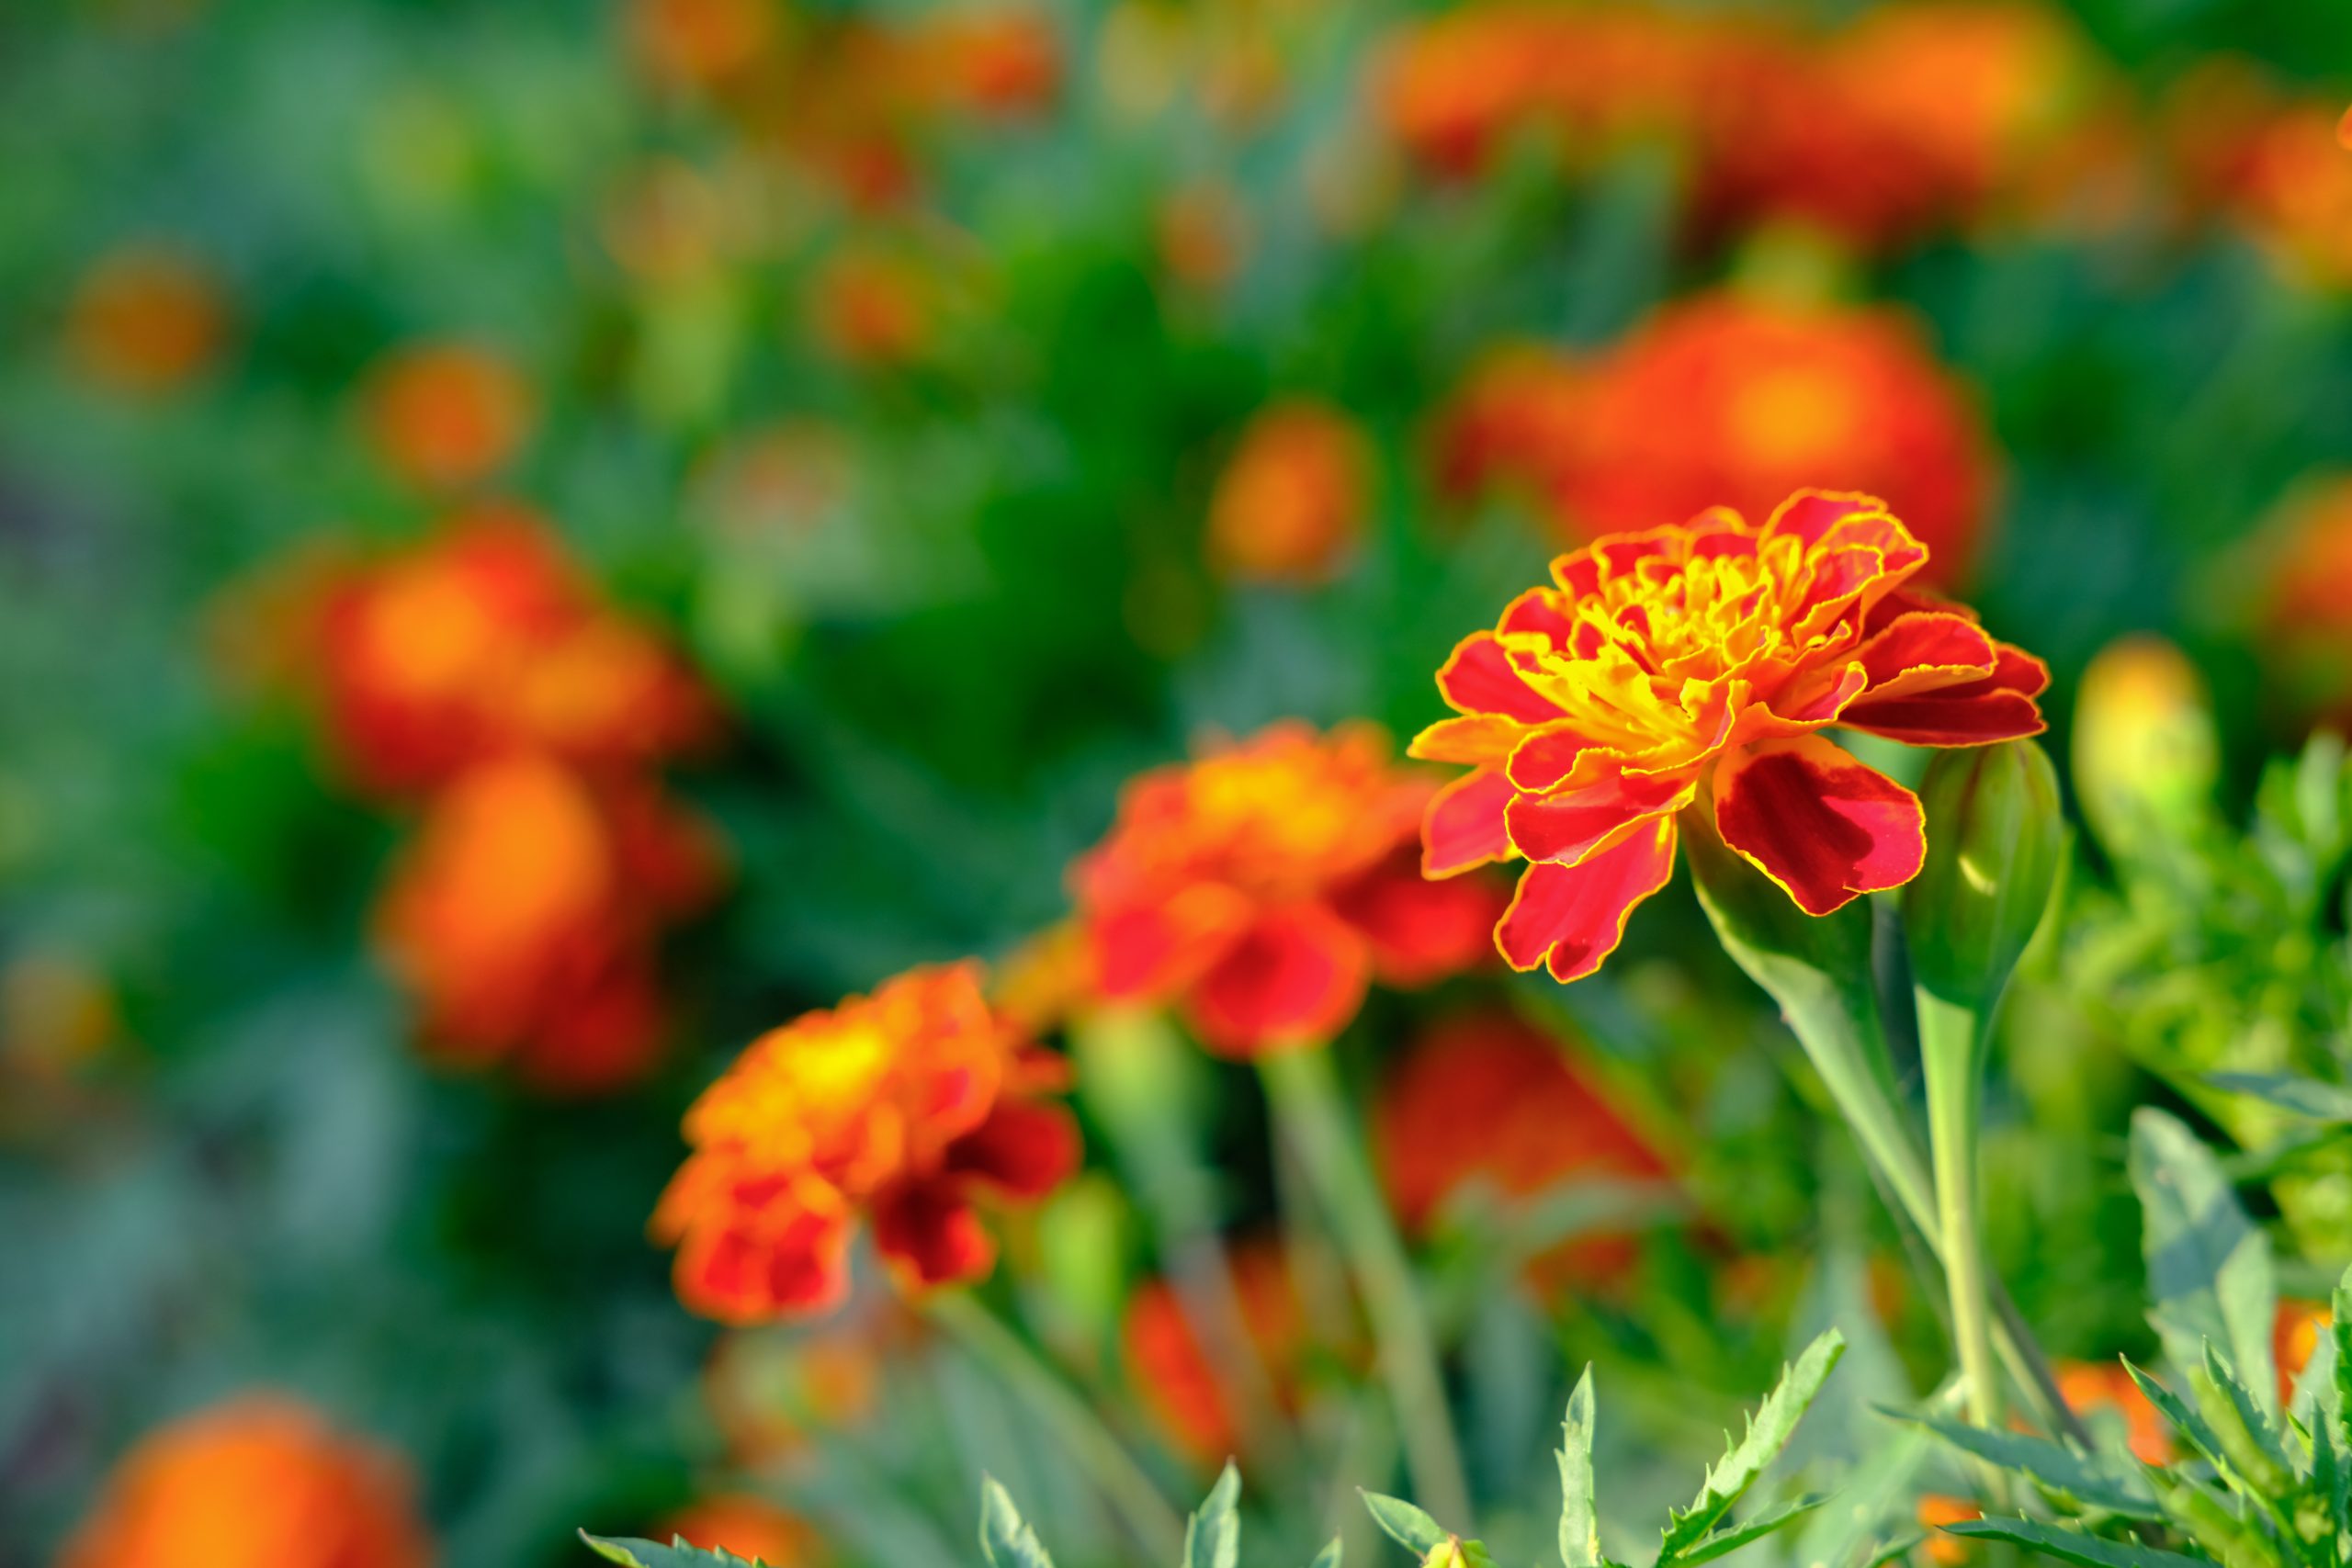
{"left": 2073, "top": 636, "right": 2217, "bottom": 860}
{"left": 1901, "top": 740, "right": 2064, "bottom": 1013}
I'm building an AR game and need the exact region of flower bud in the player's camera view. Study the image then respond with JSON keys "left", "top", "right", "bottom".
{"left": 1681, "top": 801, "right": 1876, "bottom": 988}
{"left": 2072, "top": 636, "right": 2217, "bottom": 861}
{"left": 1901, "top": 740, "right": 2064, "bottom": 1013}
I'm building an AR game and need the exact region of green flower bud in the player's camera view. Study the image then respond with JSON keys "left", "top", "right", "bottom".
{"left": 1901, "top": 740, "right": 2064, "bottom": 1014}
{"left": 2073, "top": 636, "right": 2218, "bottom": 861}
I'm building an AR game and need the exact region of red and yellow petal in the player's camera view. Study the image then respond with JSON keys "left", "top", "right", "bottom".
{"left": 945, "top": 1099, "right": 1081, "bottom": 1200}
{"left": 1494, "top": 816, "right": 1677, "bottom": 982}
{"left": 1422, "top": 767, "right": 1517, "bottom": 877}
{"left": 1182, "top": 902, "right": 1373, "bottom": 1056}
{"left": 1087, "top": 884, "right": 1253, "bottom": 1002}
{"left": 1712, "top": 734, "right": 1925, "bottom": 916}
{"left": 1842, "top": 643, "right": 2050, "bottom": 746}
{"left": 1409, "top": 712, "right": 1527, "bottom": 766}
{"left": 1436, "top": 632, "right": 1569, "bottom": 721}
{"left": 872, "top": 1178, "right": 997, "bottom": 1291}
{"left": 1329, "top": 848, "right": 1505, "bottom": 985}
{"left": 1504, "top": 765, "right": 1699, "bottom": 866}
{"left": 670, "top": 1168, "right": 857, "bottom": 1325}
{"left": 1852, "top": 611, "right": 1998, "bottom": 701}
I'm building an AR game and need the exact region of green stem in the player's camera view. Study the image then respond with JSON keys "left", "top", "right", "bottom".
{"left": 927, "top": 1291, "right": 1184, "bottom": 1560}
{"left": 1259, "top": 1046, "right": 1475, "bottom": 1530}
{"left": 1919, "top": 994, "right": 2001, "bottom": 1432}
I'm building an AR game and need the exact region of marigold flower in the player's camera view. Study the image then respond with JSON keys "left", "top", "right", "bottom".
{"left": 1548, "top": 294, "right": 1996, "bottom": 582}
{"left": 2260, "top": 478, "right": 2352, "bottom": 723}
{"left": 2233, "top": 104, "right": 2352, "bottom": 290}
{"left": 361, "top": 341, "right": 535, "bottom": 492}
{"left": 1917, "top": 1495, "right": 1983, "bottom": 1564}
{"left": 662, "top": 1495, "right": 822, "bottom": 1566}
{"left": 809, "top": 249, "right": 931, "bottom": 367}
{"left": 654, "top": 963, "right": 1080, "bottom": 1324}
{"left": 2052, "top": 1359, "right": 2170, "bottom": 1464}
{"left": 1204, "top": 401, "right": 1370, "bottom": 586}
{"left": 2275, "top": 1298, "right": 2330, "bottom": 1403}
{"left": 1121, "top": 1237, "right": 1311, "bottom": 1463}
{"left": 1415, "top": 491, "right": 2047, "bottom": 981}
{"left": 374, "top": 754, "right": 726, "bottom": 1092}
{"left": 1074, "top": 722, "right": 1505, "bottom": 1056}
{"left": 911, "top": 7, "right": 1061, "bottom": 118}
{"left": 1373, "top": 1012, "right": 1672, "bottom": 1294}
{"left": 628, "top": 0, "right": 777, "bottom": 89}
{"left": 56, "top": 1396, "right": 432, "bottom": 1568}
{"left": 65, "top": 243, "right": 228, "bottom": 397}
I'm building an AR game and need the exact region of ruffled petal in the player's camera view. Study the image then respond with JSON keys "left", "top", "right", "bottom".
{"left": 1504, "top": 766, "right": 1697, "bottom": 866}
{"left": 665, "top": 1162, "right": 855, "bottom": 1325}
{"left": 1436, "top": 632, "right": 1566, "bottom": 722}
{"left": 872, "top": 1178, "right": 996, "bottom": 1290}
{"left": 1493, "top": 817, "right": 1677, "bottom": 982}
{"left": 1408, "top": 713, "right": 1526, "bottom": 765}
{"left": 1712, "top": 734, "right": 1925, "bottom": 916}
{"left": 1841, "top": 644, "right": 2050, "bottom": 746}
{"left": 1422, "top": 767, "right": 1517, "bottom": 876}
{"left": 1851, "top": 611, "right": 1998, "bottom": 701}
{"left": 1087, "top": 884, "right": 1252, "bottom": 1001}
{"left": 1182, "top": 903, "right": 1372, "bottom": 1057}
{"left": 946, "top": 1099, "right": 1082, "bottom": 1200}
{"left": 1329, "top": 848, "right": 1505, "bottom": 984}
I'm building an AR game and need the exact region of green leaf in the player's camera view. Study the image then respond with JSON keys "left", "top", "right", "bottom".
{"left": 2120, "top": 1361, "right": 2233, "bottom": 1479}
{"left": 2193, "top": 1344, "right": 2293, "bottom": 1495}
{"left": 1859, "top": 1535, "right": 1927, "bottom": 1568}
{"left": 1559, "top": 1367, "right": 1603, "bottom": 1568}
{"left": 978, "top": 1477, "right": 1057, "bottom": 1568}
{"left": 2204, "top": 1074, "right": 2352, "bottom": 1122}
{"left": 1186, "top": 1463, "right": 1242, "bottom": 1568}
{"left": 1659, "top": 1329, "right": 1846, "bottom": 1563}
{"left": 1888, "top": 1411, "right": 2160, "bottom": 1517}
{"left": 579, "top": 1534, "right": 759, "bottom": 1568}
{"left": 2130, "top": 1109, "right": 2278, "bottom": 1414}
{"left": 2330, "top": 1264, "right": 2352, "bottom": 1435}
{"left": 1308, "top": 1540, "right": 1344, "bottom": 1568}
{"left": 1362, "top": 1494, "right": 1448, "bottom": 1556}
{"left": 1670, "top": 1495, "right": 1830, "bottom": 1567}
{"left": 1944, "top": 1518, "right": 2210, "bottom": 1568}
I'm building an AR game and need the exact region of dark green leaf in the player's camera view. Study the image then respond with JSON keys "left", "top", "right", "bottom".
{"left": 1888, "top": 1411, "right": 2160, "bottom": 1517}
{"left": 1944, "top": 1519, "right": 2210, "bottom": 1568}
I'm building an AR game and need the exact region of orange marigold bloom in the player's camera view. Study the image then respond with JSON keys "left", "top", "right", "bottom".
{"left": 809, "top": 250, "right": 931, "bottom": 367}
{"left": 361, "top": 341, "right": 535, "bottom": 492}
{"left": 2261, "top": 478, "right": 2352, "bottom": 723}
{"left": 1917, "top": 1495, "right": 1983, "bottom": 1565}
{"left": 1416, "top": 491, "right": 2047, "bottom": 980}
{"left": 65, "top": 243, "right": 228, "bottom": 397}
{"left": 2276, "top": 1298, "right": 2330, "bottom": 1403}
{"left": 1073, "top": 722, "right": 1506, "bottom": 1056}
{"left": 662, "top": 1495, "right": 822, "bottom": 1566}
{"left": 1121, "top": 1237, "right": 1310, "bottom": 1464}
{"left": 1204, "top": 401, "right": 1370, "bottom": 586}
{"left": 654, "top": 963, "right": 1080, "bottom": 1324}
{"left": 2053, "top": 1359, "right": 2170, "bottom": 1464}
{"left": 1373, "top": 1012, "right": 1673, "bottom": 1295}
{"left": 374, "top": 754, "right": 726, "bottom": 1093}
{"left": 56, "top": 1396, "right": 433, "bottom": 1568}
{"left": 1430, "top": 344, "right": 1591, "bottom": 509}
{"left": 2234, "top": 104, "right": 2352, "bottom": 290}
{"left": 309, "top": 504, "right": 713, "bottom": 797}
{"left": 1551, "top": 294, "right": 1996, "bottom": 582}
{"left": 627, "top": 0, "right": 778, "bottom": 89}
{"left": 911, "top": 7, "right": 1061, "bottom": 118}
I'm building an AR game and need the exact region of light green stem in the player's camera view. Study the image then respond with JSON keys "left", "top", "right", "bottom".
{"left": 1259, "top": 1046, "right": 1475, "bottom": 1530}
{"left": 1919, "top": 994, "right": 2002, "bottom": 1432}
{"left": 928, "top": 1291, "right": 1184, "bottom": 1560}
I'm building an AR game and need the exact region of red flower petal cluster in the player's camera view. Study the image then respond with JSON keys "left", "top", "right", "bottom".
{"left": 1435, "top": 293, "right": 1996, "bottom": 583}
{"left": 1417, "top": 492, "right": 2047, "bottom": 981}
{"left": 373, "top": 754, "right": 727, "bottom": 1094}
{"left": 56, "top": 1396, "right": 433, "bottom": 1568}
{"left": 655, "top": 963, "right": 1080, "bottom": 1324}
{"left": 1073, "top": 722, "right": 1505, "bottom": 1056}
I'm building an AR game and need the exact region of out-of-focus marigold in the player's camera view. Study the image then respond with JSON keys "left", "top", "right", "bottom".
{"left": 1416, "top": 491, "right": 2047, "bottom": 981}
{"left": 1121, "top": 1236, "right": 1314, "bottom": 1464}
{"left": 1374, "top": 1011, "right": 1673, "bottom": 1294}
{"left": 2052, "top": 1359, "right": 2170, "bottom": 1464}
{"left": 2276, "top": 1298, "right": 2330, "bottom": 1404}
{"left": 2261, "top": 478, "right": 2352, "bottom": 723}
{"left": 65, "top": 243, "right": 229, "bottom": 397}
{"left": 910, "top": 7, "right": 1061, "bottom": 118}
{"left": 1204, "top": 401, "right": 1370, "bottom": 586}
{"left": 809, "top": 249, "right": 932, "bottom": 367}
{"left": 1917, "top": 1495, "right": 1984, "bottom": 1564}
{"left": 654, "top": 962, "right": 1080, "bottom": 1324}
{"left": 627, "top": 0, "right": 777, "bottom": 90}
{"left": 56, "top": 1396, "right": 433, "bottom": 1568}
{"left": 373, "top": 753, "right": 727, "bottom": 1093}
{"left": 361, "top": 340, "right": 536, "bottom": 492}
{"left": 1073, "top": 722, "right": 1506, "bottom": 1056}
{"left": 662, "top": 1495, "right": 823, "bottom": 1566}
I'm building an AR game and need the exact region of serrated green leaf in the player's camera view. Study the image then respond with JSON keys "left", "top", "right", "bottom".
{"left": 1659, "top": 1329, "right": 1845, "bottom": 1562}
{"left": 1889, "top": 1411, "right": 2160, "bottom": 1517}
{"left": 2195, "top": 1344, "right": 2294, "bottom": 1495}
{"left": 2203, "top": 1074, "right": 2352, "bottom": 1122}
{"left": 1944, "top": 1519, "right": 2209, "bottom": 1568}
{"left": 1670, "top": 1495, "right": 1829, "bottom": 1567}
{"left": 1362, "top": 1494, "right": 1448, "bottom": 1555}
{"left": 1559, "top": 1367, "right": 1603, "bottom": 1568}
{"left": 1860, "top": 1535, "right": 1926, "bottom": 1568}
{"left": 2131, "top": 1110, "right": 2278, "bottom": 1416}
{"left": 2122, "top": 1360, "right": 2232, "bottom": 1474}
{"left": 2330, "top": 1265, "right": 2352, "bottom": 1439}
{"left": 1309, "top": 1539, "right": 1344, "bottom": 1568}
{"left": 978, "top": 1477, "right": 1057, "bottom": 1568}
{"left": 1186, "top": 1463, "right": 1241, "bottom": 1568}
{"left": 579, "top": 1533, "right": 759, "bottom": 1568}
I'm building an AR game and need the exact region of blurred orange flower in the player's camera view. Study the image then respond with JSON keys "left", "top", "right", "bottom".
{"left": 1121, "top": 1237, "right": 1309, "bottom": 1463}
{"left": 65, "top": 243, "right": 228, "bottom": 397}
{"left": 1373, "top": 1012, "right": 1672, "bottom": 1294}
{"left": 2235, "top": 105, "right": 2352, "bottom": 290}
{"left": 2261, "top": 478, "right": 2352, "bottom": 722}
{"left": 361, "top": 341, "right": 536, "bottom": 492}
{"left": 628, "top": 0, "right": 778, "bottom": 90}
{"left": 1415, "top": 493, "right": 2046, "bottom": 979}
{"left": 1073, "top": 722, "right": 1505, "bottom": 1056}
{"left": 1548, "top": 293, "right": 1996, "bottom": 583}
{"left": 912, "top": 7, "right": 1061, "bottom": 118}
{"left": 2053, "top": 1359, "right": 2170, "bottom": 1464}
{"left": 56, "top": 1396, "right": 432, "bottom": 1568}
{"left": 373, "top": 754, "right": 727, "bottom": 1093}
{"left": 2276, "top": 1298, "right": 2330, "bottom": 1403}
{"left": 1205, "top": 401, "right": 1370, "bottom": 586}
{"left": 1917, "top": 1495, "right": 1983, "bottom": 1564}
{"left": 305, "top": 504, "right": 714, "bottom": 797}
{"left": 809, "top": 249, "right": 932, "bottom": 367}
{"left": 654, "top": 963, "right": 1080, "bottom": 1323}
{"left": 1430, "top": 344, "right": 1589, "bottom": 512}
{"left": 662, "top": 1495, "right": 822, "bottom": 1566}
{"left": 703, "top": 1318, "right": 892, "bottom": 1463}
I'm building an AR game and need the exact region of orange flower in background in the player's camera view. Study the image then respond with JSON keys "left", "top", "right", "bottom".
{"left": 703, "top": 1318, "right": 892, "bottom": 1463}
{"left": 361, "top": 341, "right": 535, "bottom": 492}
{"left": 65, "top": 243, "right": 228, "bottom": 397}
{"left": 1917, "top": 1495, "right": 1983, "bottom": 1564}
{"left": 1159, "top": 180, "right": 1251, "bottom": 289}
{"left": 373, "top": 754, "right": 726, "bottom": 1093}
{"left": 2053, "top": 1359, "right": 2170, "bottom": 1464}
{"left": 912, "top": 7, "right": 1061, "bottom": 118}
{"left": 1430, "top": 344, "right": 1590, "bottom": 509}
{"left": 628, "top": 0, "right": 777, "bottom": 90}
{"left": 1415, "top": 492, "right": 2047, "bottom": 980}
{"left": 1122, "top": 1237, "right": 1310, "bottom": 1463}
{"left": 2276, "top": 1298, "right": 2330, "bottom": 1403}
{"left": 809, "top": 249, "right": 931, "bottom": 367}
{"left": 655, "top": 963, "right": 1080, "bottom": 1323}
{"left": 2234, "top": 104, "right": 2352, "bottom": 290}
{"left": 1073, "top": 722, "right": 1505, "bottom": 1056}
{"left": 1204, "top": 401, "right": 1370, "bottom": 586}
{"left": 56, "top": 1396, "right": 432, "bottom": 1568}
{"left": 306, "top": 503, "right": 714, "bottom": 797}
{"left": 1551, "top": 293, "right": 1996, "bottom": 582}
{"left": 2261, "top": 478, "right": 2352, "bottom": 722}
{"left": 1374, "top": 1012, "right": 1673, "bottom": 1294}
{"left": 663, "top": 1495, "right": 822, "bottom": 1566}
